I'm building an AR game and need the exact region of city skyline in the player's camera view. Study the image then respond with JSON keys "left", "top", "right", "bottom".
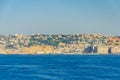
{"left": 0, "top": 0, "right": 120, "bottom": 35}
{"left": 0, "top": 33, "right": 119, "bottom": 54}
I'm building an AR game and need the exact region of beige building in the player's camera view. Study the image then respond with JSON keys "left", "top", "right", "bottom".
{"left": 94, "top": 45, "right": 108, "bottom": 54}
{"left": 109, "top": 46, "right": 120, "bottom": 54}
{"left": 58, "top": 42, "right": 66, "bottom": 47}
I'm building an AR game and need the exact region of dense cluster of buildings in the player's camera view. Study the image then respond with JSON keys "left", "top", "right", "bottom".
{"left": 0, "top": 33, "right": 120, "bottom": 54}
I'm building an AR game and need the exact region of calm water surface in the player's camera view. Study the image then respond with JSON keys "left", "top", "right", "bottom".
{"left": 0, "top": 54, "right": 120, "bottom": 80}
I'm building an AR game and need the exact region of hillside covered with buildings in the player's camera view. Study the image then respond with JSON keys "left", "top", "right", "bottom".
{"left": 0, "top": 33, "right": 120, "bottom": 54}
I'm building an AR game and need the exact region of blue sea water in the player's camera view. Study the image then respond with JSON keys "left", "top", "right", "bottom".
{"left": 0, "top": 54, "right": 120, "bottom": 80}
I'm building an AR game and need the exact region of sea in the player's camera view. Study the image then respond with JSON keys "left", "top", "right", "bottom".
{"left": 0, "top": 54, "right": 120, "bottom": 80}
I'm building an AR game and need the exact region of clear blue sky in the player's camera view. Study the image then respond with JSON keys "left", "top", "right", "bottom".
{"left": 0, "top": 0, "right": 120, "bottom": 35}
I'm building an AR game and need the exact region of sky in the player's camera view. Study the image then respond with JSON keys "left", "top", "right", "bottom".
{"left": 0, "top": 0, "right": 120, "bottom": 35}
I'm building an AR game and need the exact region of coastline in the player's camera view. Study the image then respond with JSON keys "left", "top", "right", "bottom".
{"left": 0, "top": 53, "right": 119, "bottom": 55}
